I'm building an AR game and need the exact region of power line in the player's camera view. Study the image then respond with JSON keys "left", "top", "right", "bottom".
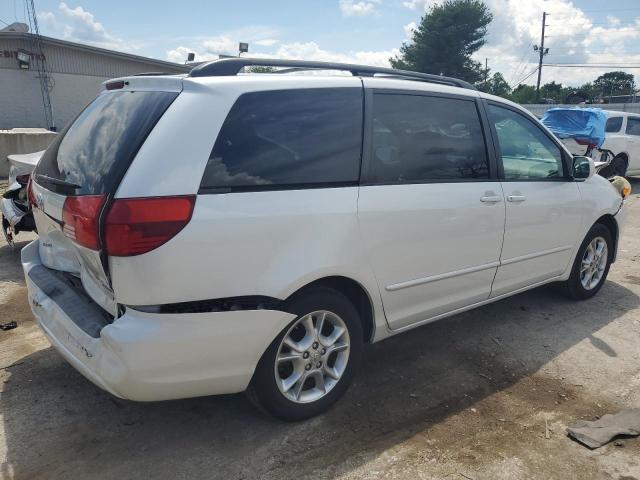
{"left": 543, "top": 63, "right": 640, "bottom": 68}
{"left": 512, "top": 66, "right": 539, "bottom": 88}
{"left": 553, "top": 8, "right": 640, "bottom": 15}
{"left": 508, "top": 41, "right": 533, "bottom": 85}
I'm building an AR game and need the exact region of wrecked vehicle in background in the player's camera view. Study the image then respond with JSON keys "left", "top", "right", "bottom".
{"left": 1, "top": 151, "right": 42, "bottom": 246}
{"left": 542, "top": 107, "right": 639, "bottom": 178}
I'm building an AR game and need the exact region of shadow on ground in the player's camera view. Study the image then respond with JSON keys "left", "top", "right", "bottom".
{"left": 1, "top": 276, "right": 637, "bottom": 479}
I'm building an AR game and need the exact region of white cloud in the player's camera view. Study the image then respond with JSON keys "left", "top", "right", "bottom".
{"left": 201, "top": 36, "right": 239, "bottom": 56}
{"left": 472, "top": 0, "right": 640, "bottom": 87}
{"left": 168, "top": 38, "right": 398, "bottom": 68}
{"left": 38, "top": 2, "right": 134, "bottom": 52}
{"left": 166, "top": 46, "right": 218, "bottom": 64}
{"left": 395, "top": 0, "right": 639, "bottom": 87}
{"left": 339, "top": 0, "right": 381, "bottom": 17}
{"left": 255, "top": 38, "right": 279, "bottom": 46}
{"left": 273, "top": 41, "right": 398, "bottom": 67}
{"left": 403, "top": 21, "right": 417, "bottom": 39}
{"left": 607, "top": 15, "right": 621, "bottom": 27}
{"left": 402, "top": 0, "right": 439, "bottom": 10}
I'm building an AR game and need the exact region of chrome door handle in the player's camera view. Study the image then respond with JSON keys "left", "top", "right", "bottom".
{"left": 507, "top": 195, "right": 526, "bottom": 202}
{"left": 480, "top": 195, "right": 502, "bottom": 203}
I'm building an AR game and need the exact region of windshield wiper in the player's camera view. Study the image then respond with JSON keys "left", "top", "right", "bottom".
{"left": 35, "top": 174, "right": 81, "bottom": 190}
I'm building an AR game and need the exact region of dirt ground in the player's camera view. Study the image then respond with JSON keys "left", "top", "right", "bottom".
{"left": 1, "top": 181, "right": 640, "bottom": 480}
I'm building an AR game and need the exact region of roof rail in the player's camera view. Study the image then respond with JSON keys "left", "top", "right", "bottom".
{"left": 188, "top": 58, "right": 476, "bottom": 90}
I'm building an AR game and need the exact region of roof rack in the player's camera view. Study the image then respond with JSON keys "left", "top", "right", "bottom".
{"left": 188, "top": 58, "right": 476, "bottom": 90}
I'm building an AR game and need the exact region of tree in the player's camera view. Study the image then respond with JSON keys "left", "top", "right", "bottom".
{"left": 593, "top": 71, "right": 635, "bottom": 97}
{"left": 488, "top": 72, "right": 511, "bottom": 97}
{"left": 508, "top": 84, "right": 537, "bottom": 104}
{"left": 391, "top": 0, "right": 493, "bottom": 84}
{"left": 248, "top": 66, "right": 277, "bottom": 73}
{"left": 539, "top": 81, "right": 564, "bottom": 102}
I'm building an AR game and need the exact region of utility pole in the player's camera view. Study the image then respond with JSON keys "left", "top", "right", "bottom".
{"left": 485, "top": 58, "right": 489, "bottom": 91}
{"left": 535, "top": 11, "right": 549, "bottom": 102}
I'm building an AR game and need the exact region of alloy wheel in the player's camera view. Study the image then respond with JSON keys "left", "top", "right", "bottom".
{"left": 274, "top": 310, "right": 350, "bottom": 404}
{"left": 580, "top": 236, "right": 608, "bottom": 291}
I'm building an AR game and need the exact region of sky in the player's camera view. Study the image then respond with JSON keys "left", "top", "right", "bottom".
{"left": 1, "top": 0, "right": 640, "bottom": 88}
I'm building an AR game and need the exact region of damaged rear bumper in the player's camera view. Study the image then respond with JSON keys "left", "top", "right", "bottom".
{"left": 22, "top": 240, "right": 295, "bottom": 401}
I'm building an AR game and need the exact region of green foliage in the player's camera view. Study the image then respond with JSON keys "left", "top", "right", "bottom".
{"left": 593, "top": 71, "right": 636, "bottom": 97}
{"left": 390, "top": 0, "right": 492, "bottom": 84}
{"left": 487, "top": 72, "right": 511, "bottom": 96}
{"left": 508, "top": 84, "right": 537, "bottom": 104}
{"left": 248, "top": 66, "right": 277, "bottom": 73}
{"left": 539, "top": 81, "right": 563, "bottom": 102}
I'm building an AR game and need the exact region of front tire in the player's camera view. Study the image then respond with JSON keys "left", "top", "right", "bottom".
{"left": 562, "top": 223, "right": 613, "bottom": 300}
{"left": 247, "top": 287, "right": 363, "bottom": 421}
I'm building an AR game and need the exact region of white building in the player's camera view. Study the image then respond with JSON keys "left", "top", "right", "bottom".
{"left": 0, "top": 24, "right": 190, "bottom": 130}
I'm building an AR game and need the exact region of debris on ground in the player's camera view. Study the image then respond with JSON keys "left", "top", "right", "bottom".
{"left": 567, "top": 409, "right": 640, "bottom": 449}
{"left": 0, "top": 321, "right": 17, "bottom": 331}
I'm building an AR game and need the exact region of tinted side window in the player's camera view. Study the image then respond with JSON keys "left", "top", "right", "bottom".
{"left": 605, "top": 116, "right": 623, "bottom": 133}
{"left": 200, "top": 88, "right": 363, "bottom": 191}
{"left": 626, "top": 117, "right": 640, "bottom": 136}
{"left": 488, "top": 104, "right": 564, "bottom": 180}
{"left": 368, "top": 94, "right": 488, "bottom": 183}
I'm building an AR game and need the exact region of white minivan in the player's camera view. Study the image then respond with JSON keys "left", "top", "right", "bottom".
{"left": 23, "top": 59, "right": 627, "bottom": 420}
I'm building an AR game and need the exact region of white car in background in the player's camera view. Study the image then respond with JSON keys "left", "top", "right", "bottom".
{"left": 22, "top": 59, "right": 628, "bottom": 421}
{"left": 556, "top": 110, "right": 640, "bottom": 178}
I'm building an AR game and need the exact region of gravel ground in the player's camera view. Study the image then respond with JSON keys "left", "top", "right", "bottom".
{"left": 1, "top": 181, "right": 640, "bottom": 480}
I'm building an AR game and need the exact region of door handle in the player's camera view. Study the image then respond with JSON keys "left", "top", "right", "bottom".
{"left": 507, "top": 195, "right": 526, "bottom": 202}
{"left": 480, "top": 195, "right": 502, "bottom": 203}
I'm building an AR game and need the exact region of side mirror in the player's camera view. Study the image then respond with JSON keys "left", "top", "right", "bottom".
{"left": 573, "top": 156, "right": 595, "bottom": 181}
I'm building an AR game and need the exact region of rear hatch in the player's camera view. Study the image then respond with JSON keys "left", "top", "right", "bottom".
{"left": 30, "top": 79, "right": 181, "bottom": 316}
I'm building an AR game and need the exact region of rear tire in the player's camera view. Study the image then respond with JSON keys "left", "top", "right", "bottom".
{"left": 247, "top": 286, "right": 363, "bottom": 421}
{"left": 561, "top": 223, "right": 613, "bottom": 300}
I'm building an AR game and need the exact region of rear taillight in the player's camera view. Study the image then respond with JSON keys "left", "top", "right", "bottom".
{"left": 575, "top": 138, "right": 596, "bottom": 148}
{"left": 105, "top": 196, "right": 195, "bottom": 257}
{"left": 16, "top": 174, "right": 30, "bottom": 186}
{"left": 27, "top": 177, "right": 37, "bottom": 207}
{"left": 62, "top": 195, "right": 106, "bottom": 250}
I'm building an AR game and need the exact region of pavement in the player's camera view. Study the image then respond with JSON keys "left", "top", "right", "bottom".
{"left": 1, "top": 180, "right": 640, "bottom": 480}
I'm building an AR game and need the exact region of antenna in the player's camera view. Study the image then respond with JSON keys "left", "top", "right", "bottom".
{"left": 24, "top": 0, "right": 55, "bottom": 131}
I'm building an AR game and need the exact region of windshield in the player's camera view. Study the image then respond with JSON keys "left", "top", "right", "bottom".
{"left": 35, "top": 90, "right": 178, "bottom": 195}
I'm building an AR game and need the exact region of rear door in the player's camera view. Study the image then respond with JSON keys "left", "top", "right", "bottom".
{"left": 357, "top": 87, "right": 505, "bottom": 330}
{"left": 485, "top": 101, "right": 583, "bottom": 296}
{"left": 31, "top": 83, "right": 180, "bottom": 315}
{"left": 624, "top": 116, "right": 640, "bottom": 172}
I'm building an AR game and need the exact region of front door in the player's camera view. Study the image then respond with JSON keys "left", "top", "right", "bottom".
{"left": 357, "top": 90, "right": 505, "bottom": 330}
{"left": 485, "top": 102, "right": 583, "bottom": 296}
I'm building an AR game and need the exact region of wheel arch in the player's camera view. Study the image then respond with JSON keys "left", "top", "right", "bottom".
{"left": 595, "top": 213, "right": 619, "bottom": 262}
{"left": 285, "top": 276, "right": 376, "bottom": 344}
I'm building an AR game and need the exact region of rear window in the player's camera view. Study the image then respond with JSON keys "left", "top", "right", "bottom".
{"left": 199, "top": 88, "right": 363, "bottom": 192}
{"left": 626, "top": 117, "right": 640, "bottom": 136}
{"left": 35, "top": 90, "right": 178, "bottom": 195}
{"left": 605, "top": 116, "right": 623, "bottom": 133}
